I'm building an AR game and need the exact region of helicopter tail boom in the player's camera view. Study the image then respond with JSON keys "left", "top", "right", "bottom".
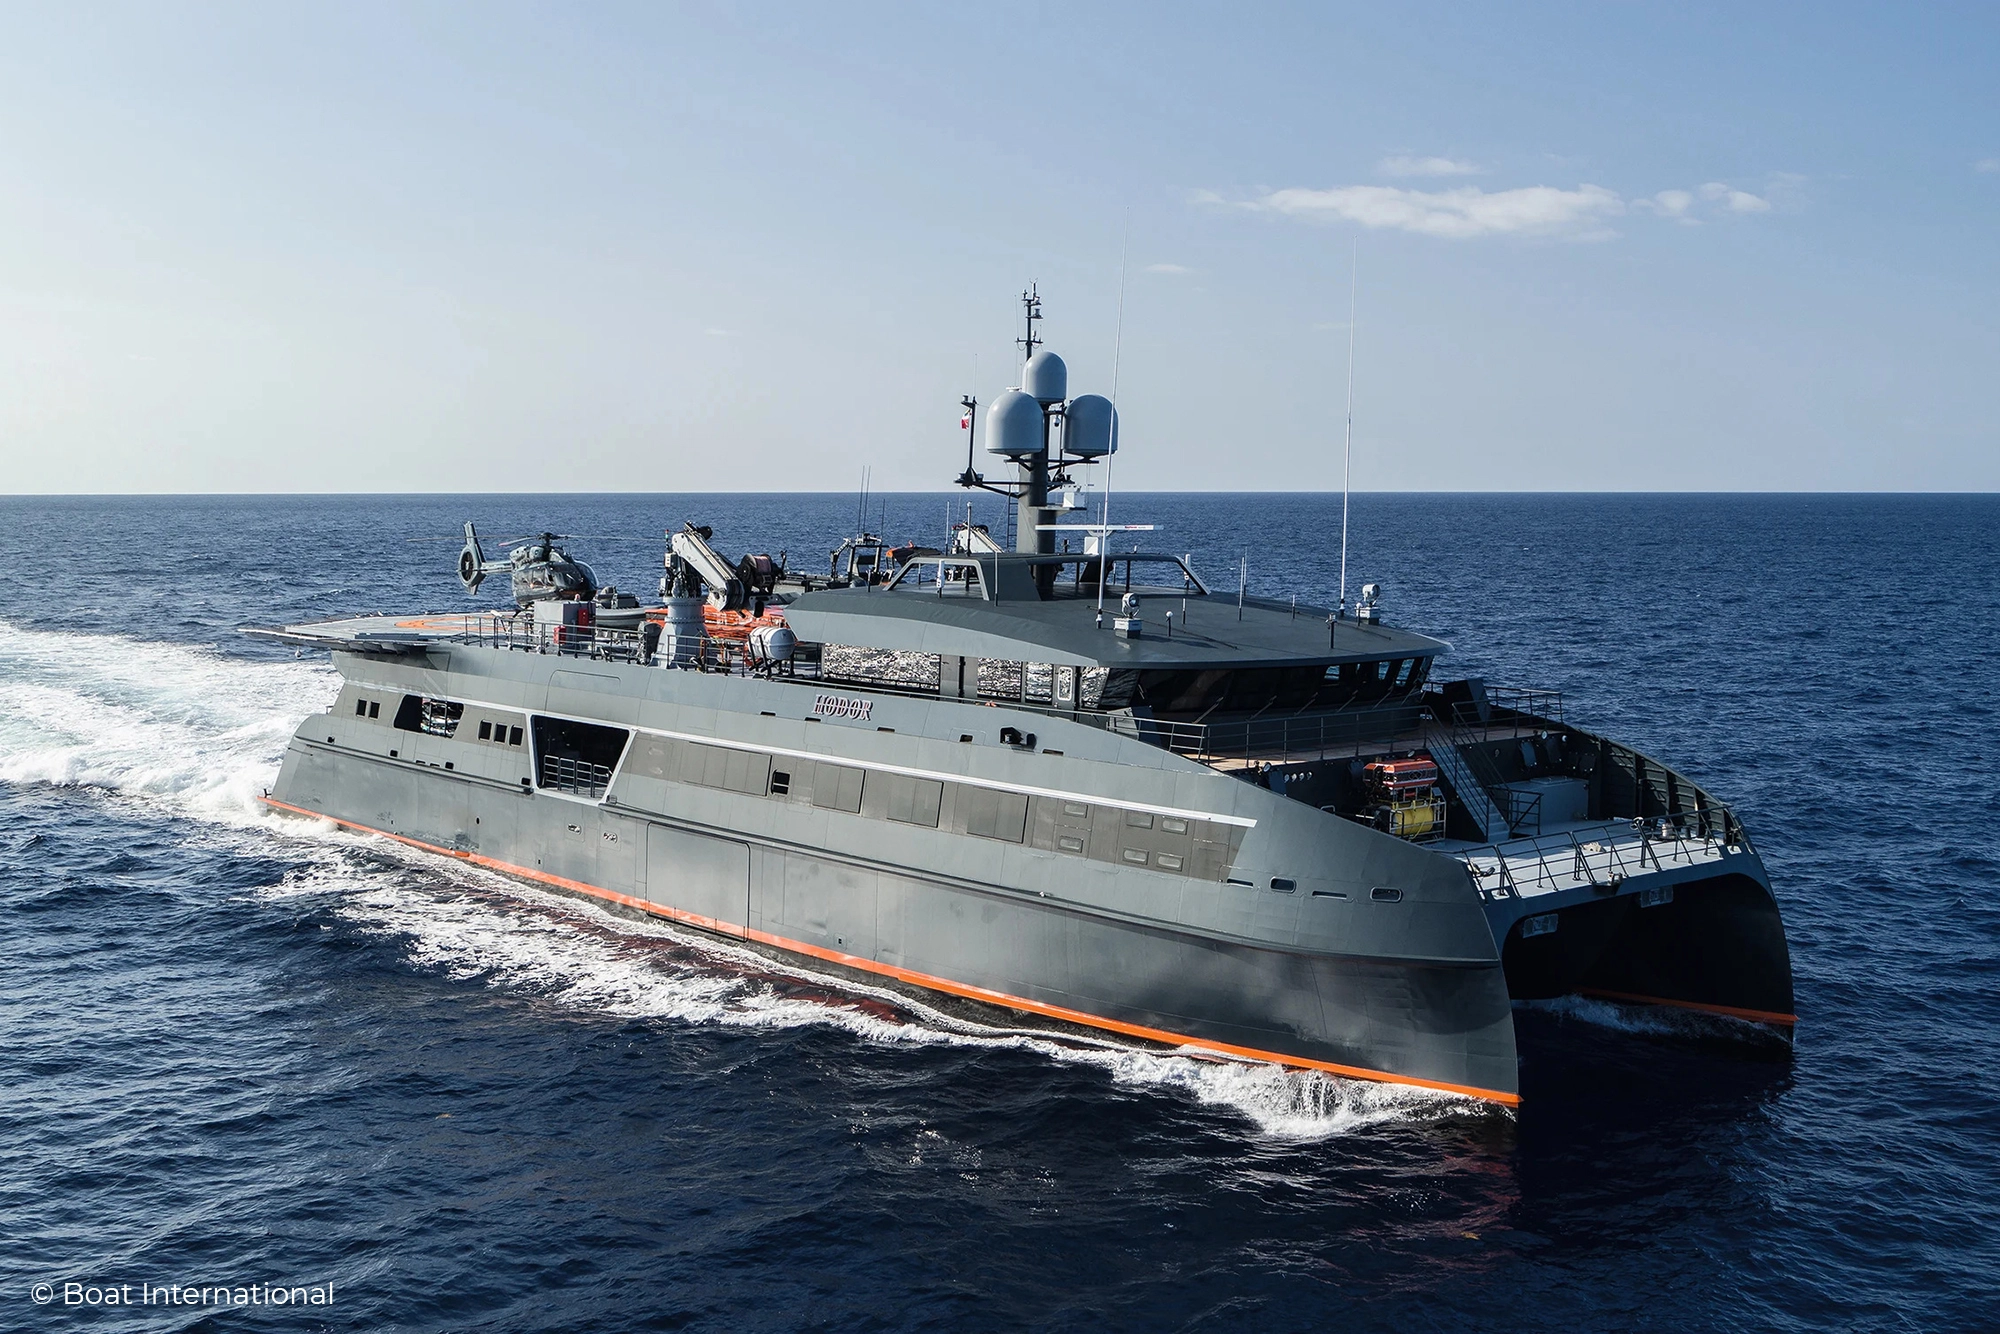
{"left": 458, "top": 522, "right": 501, "bottom": 595}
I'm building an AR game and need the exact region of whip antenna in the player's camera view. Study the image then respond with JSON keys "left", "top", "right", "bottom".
{"left": 1338, "top": 243, "right": 1356, "bottom": 619}
{"left": 1099, "top": 211, "right": 1129, "bottom": 616}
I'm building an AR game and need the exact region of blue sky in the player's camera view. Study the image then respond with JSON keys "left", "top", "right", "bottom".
{"left": 2, "top": 3, "right": 1994, "bottom": 493}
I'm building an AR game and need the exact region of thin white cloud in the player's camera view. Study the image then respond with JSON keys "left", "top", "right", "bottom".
{"left": 1229, "top": 171, "right": 1793, "bottom": 240}
{"left": 1699, "top": 181, "right": 1771, "bottom": 213}
{"left": 1976, "top": 158, "right": 2000, "bottom": 174}
{"left": 1378, "top": 155, "right": 1484, "bottom": 178}
{"left": 1254, "top": 183, "right": 1625, "bottom": 240}
{"left": 1145, "top": 262, "right": 1192, "bottom": 275}
{"left": 1646, "top": 189, "right": 1698, "bottom": 223}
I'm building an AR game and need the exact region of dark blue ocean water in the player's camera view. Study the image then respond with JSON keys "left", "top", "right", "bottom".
{"left": 2, "top": 492, "right": 1995, "bottom": 1332}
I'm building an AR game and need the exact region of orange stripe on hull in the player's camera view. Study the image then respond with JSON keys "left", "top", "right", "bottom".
{"left": 260, "top": 795, "right": 1521, "bottom": 1107}
{"left": 1578, "top": 987, "right": 1798, "bottom": 1028}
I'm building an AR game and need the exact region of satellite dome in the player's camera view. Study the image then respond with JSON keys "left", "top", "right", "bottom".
{"left": 985, "top": 388, "right": 1046, "bottom": 459}
{"left": 1022, "top": 349, "right": 1068, "bottom": 405}
{"left": 1064, "top": 393, "right": 1117, "bottom": 458}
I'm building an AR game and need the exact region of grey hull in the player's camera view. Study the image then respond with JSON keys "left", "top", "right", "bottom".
{"left": 268, "top": 648, "right": 1523, "bottom": 1102}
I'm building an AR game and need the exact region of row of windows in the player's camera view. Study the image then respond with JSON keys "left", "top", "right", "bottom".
{"left": 1098, "top": 657, "right": 1435, "bottom": 716}
{"left": 621, "top": 733, "right": 1234, "bottom": 877}
{"left": 346, "top": 695, "right": 1237, "bottom": 880}
{"left": 352, "top": 694, "right": 523, "bottom": 748}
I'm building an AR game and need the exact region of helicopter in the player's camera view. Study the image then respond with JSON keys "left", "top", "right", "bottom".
{"left": 456, "top": 523, "right": 600, "bottom": 607}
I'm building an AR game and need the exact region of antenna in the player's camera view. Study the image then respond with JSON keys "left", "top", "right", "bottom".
{"left": 1338, "top": 242, "right": 1357, "bottom": 620}
{"left": 1019, "top": 285, "right": 1043, "bottom": 363}
{"left": 1098, "top": 214, "right": 1129, "bottom": 616}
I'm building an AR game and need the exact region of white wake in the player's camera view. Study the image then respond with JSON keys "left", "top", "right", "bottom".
{"left": 0, "top": 619, "right": 334, "bottom": 822}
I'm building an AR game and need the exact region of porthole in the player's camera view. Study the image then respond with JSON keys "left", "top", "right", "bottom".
{"left": 1370, "top": 886, "right": 1403, "bottom": 903}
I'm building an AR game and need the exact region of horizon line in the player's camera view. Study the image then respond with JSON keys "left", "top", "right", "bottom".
{"left": 4, "top": 488, "right": 1996, "bottom": 500}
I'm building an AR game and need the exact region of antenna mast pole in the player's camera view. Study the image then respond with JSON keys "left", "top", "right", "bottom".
{"left": 1338, "top": 243, "right": 1356, "bottom": 620}
{"left": 1013, "top": 286, "right": 1047, "bottom": 557}
{"left": 1099, "top": 215, "right": 1129, "bottom": 616}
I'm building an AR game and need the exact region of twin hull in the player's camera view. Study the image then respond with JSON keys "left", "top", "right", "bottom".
{"left": 269, "top": 647, "right": 1527, "bottom": 1102}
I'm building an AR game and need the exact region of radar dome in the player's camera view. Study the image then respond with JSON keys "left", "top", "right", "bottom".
{"left": 1022, "top": 349, "right": 1068, "bottom": 405}
{"left": 1064, "top": 393, "right": 1117, "bottom": 458}
{"left": 985, "top": 388, "right": 1046, "bottom": 459}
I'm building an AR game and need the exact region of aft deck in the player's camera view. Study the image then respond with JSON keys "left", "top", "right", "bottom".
{"left": 1446, "top": 816, "right": 1753, "bottom": 904}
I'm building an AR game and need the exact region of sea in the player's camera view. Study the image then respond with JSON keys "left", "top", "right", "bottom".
{"left": 2, "top": 492, "right": 1995, "bottom": 1333}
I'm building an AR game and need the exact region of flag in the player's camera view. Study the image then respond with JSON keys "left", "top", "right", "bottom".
{"left": 960, "top": 412, "right": 972, "bottom": 429}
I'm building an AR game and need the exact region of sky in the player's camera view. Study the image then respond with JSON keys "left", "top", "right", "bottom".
{"left": 1, "top": 2, "right": 1995, "bottom": 494}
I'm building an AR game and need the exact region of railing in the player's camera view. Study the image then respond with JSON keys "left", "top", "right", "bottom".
{"left": 1484, "top": 687, "right": 1564, "bottom": 728}
{"left": 1104, "top": 698, "right": 1429, "bottom": 765}
{"left": 445, "top": 614, "right": 798, "bottom": 676}
{"left": 1422, "top": 720, "right": 1510, "bottom": 840}
{"left": 451, "top": 614, "right": 654, "bottom": 662}
{"left": 1458, "top": 808, "right": 1753, "bottom": 902}
{"left": 1436, "top": 703, "right": 1530, "bottom": 835}
{"left": 540, "top": 753, "right": 612, "bottom": 797}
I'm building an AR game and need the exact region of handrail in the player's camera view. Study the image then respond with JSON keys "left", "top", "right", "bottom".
{"left": 1438, "top": 704, "right": 1531, "bottom": 835}
{"left": 1422, "top": 719, "right": 1508, "bottom": 840}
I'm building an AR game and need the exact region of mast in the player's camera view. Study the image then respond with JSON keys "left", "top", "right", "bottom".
{"left": 1338, "top": 245, "right": 1356, "bottom": 620}
{"left": 1099, "top": 222, "right": 1128, "bottom": 616}
{"left": 1015, "top": 286, "right": 1049, "bottom": 556}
